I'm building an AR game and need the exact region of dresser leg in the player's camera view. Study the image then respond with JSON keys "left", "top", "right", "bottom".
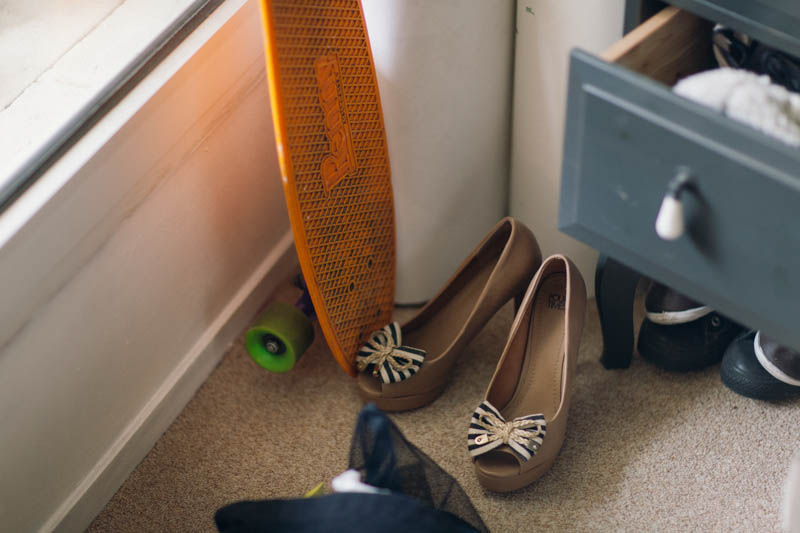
{"left": 595, "top": 255, "right": 642, "bottom": 369}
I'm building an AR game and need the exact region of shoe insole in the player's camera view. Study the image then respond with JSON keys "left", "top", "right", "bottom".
{"left": 403, "top": 257, "right": 496, "bottom": 361}
{"left": 503, "top": 272, "right": 566, "bottom": 421}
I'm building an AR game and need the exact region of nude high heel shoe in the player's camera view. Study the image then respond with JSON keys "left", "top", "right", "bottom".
{"left": 468, "top": 255, "right": 586, "bottom": 492}
{"left": 356, "top": 217, "right": 542, "bottom": 412}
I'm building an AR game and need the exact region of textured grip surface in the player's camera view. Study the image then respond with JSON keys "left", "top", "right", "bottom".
{"left": 262, "top": 0, "right": 395, "bottom": 375}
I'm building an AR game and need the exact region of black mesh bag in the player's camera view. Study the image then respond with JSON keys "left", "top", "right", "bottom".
{"left": 348, "top": 403, "right": 488, "bottom": 533}
{"left": 215, "top": 404, "right": 488, "bottom": 533}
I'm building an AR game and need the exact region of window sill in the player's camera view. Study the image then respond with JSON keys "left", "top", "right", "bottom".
{"left": 0, "top": 0, "right": 211, "bottom": 190}
{"left": 0, "top": 0, "right": 254, "bottom": 352}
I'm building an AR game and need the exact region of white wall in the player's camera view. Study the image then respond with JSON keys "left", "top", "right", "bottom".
{"left": 0, "top": 2, "right": 295, "bottom": 531}
{"left": 509, "top": 1, "right": 626, "bottom": 294}
{"left": 363, "top": 0, "right": 514, "bottom": 303}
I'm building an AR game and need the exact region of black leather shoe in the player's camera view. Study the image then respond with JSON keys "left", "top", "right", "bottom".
{"left": 721, "top": 331, "right": 800, "bottom": 400}
{"left": 637, "top": 311, "right": 742, "bottom": 372}
{"left": 644, "top": 282, "right": 712, "bottom": 325}
{"left": 712, "top": 24, "right": 800, "bottom": 93}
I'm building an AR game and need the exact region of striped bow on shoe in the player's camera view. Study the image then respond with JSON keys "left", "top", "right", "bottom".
{"left": 356, "top": 322, "right": 426, "bottom": 384}
{"left": 468, "top": 401, "right": 546, "bottom": 461}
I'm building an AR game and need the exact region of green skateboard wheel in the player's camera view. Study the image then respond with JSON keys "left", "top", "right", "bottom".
{"left": 246, "top": 302, "right": 314, "bottom": 372}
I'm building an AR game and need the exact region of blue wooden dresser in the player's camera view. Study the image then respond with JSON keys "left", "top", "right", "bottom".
{"left": 558, "top": 0, "right": 800, "bottom": 366}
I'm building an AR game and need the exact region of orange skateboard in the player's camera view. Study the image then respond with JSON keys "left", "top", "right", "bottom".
{"left": 246, "top": 0, "right": 395, "bottom": 376}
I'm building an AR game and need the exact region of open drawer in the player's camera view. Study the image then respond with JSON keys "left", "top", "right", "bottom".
{"left": 558, "top": 7, "right": 800, "bottom": 349}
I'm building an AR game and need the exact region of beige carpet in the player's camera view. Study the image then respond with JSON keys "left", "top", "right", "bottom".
{"left": 90, "top": 277, "right": 800, "bottom": 532}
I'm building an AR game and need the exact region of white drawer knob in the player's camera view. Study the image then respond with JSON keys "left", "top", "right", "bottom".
{"left": 655, "top": 168, "right": 694, "bottom": 241}
{"left": 655, "top": 196, "right": 685, "bottom": 240}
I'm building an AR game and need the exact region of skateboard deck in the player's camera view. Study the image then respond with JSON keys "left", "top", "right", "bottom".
{"left": 258, "top": 0, "right": 395, "bottom": 376}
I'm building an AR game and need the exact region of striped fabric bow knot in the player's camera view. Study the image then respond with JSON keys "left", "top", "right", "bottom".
{"left": 468, "top": 401, "right": 546, "bottom": 461}
{"left": 356, "top": 322, "right": 426, "bottom": 384}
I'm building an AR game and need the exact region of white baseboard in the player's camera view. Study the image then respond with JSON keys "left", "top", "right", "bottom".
{"left": 48, "top": 230, "right": 297, "bottom": 532}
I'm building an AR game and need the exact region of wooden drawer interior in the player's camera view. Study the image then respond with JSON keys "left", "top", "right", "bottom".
{"left": 602, "top": 6, "right": 715, "bottom": 87}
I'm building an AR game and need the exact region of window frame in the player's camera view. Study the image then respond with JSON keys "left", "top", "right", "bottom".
{"left": 0, "top": 0, "right": 224, "bottom": 210}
